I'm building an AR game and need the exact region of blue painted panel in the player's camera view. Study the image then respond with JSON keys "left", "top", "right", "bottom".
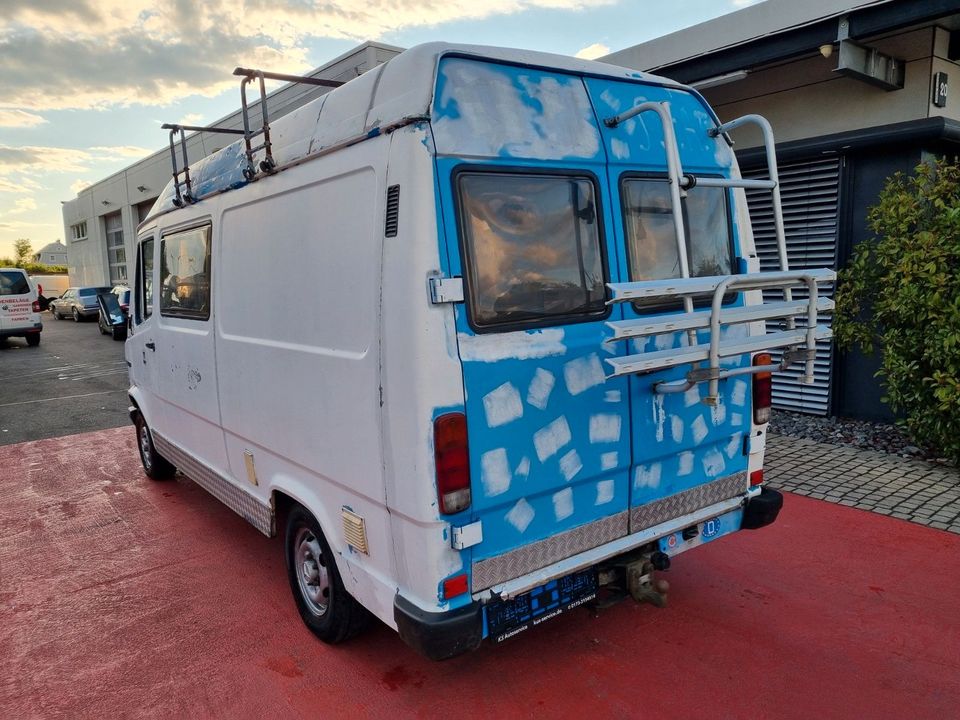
{"left": 584, "top": 77, "right": 753, "bottom": 513}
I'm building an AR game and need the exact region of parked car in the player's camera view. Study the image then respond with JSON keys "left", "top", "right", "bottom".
{"left": 0, "top": 268, "right": 42, "bottom": 346}
{"left": 49, "top": 286, "right": 112, "bottom": 321}
{"left": 98, "top": 287, "right": 130, "bottom": 341}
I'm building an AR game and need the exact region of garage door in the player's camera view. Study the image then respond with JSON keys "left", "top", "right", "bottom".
{"left": 744, "top": 157, "right": 841, "bottom": 415}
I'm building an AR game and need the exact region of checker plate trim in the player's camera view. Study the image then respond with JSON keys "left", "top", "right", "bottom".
{"left": 630, "top": 471, "right": 748, "bottom": 532}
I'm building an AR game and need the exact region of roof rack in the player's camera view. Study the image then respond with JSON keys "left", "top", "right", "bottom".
{"left": 161, "top": 68, "right": 345, "bottom": 205}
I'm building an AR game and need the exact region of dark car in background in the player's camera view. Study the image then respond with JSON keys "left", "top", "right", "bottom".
{"left": 49, "top": 286, "right": 113, "bottom": 321}
{"left": 98, "top": 285, "right": 131, "bottom": 338}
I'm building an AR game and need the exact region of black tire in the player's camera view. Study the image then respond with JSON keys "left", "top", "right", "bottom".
{"left": 284, "top": 505, "right": 369, "bottom": 644}
{"left": 112, "top": 325, "right": 127, "bottom": 342}
{"left": 134, "top": 413, "right": 176, "bottom": 480}
{"left": 98, "top": 316, "right": 108, "bottom": 335}
{"left": 26, "top": 333, "right": 40, "bottom": 347}
{"left": 72, "top": 307, "right": 80, "bottom": 322}
{"left": 50, "top": 307, "right": 59, "bottom": 319}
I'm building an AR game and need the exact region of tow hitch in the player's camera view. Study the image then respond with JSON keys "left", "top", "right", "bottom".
{"left": 595, "top": 551, "right": 672, "bottom": 609}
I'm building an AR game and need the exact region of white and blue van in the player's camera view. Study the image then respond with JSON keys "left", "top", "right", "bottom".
{"left": 127, "top": 43, "right": 833, "bottom": 659}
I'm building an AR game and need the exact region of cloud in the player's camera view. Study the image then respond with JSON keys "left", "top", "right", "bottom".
{"left": 0, "top": 108, "right": 48, "bottom": 128}
{"left": 70, "top": 179, "right": 92, "bottom": 194}
{"left": 574, "top": 42, "right": 610, "bottom": 60}
{"left": 0, "top": 1, "right": 616, "bottom": 111}
{"left": 3, "top": 197, "right": 37, "bottom": 216}
{"left": 178, "top": 112, "right": 206, "bottom": 126}
{"left": 0, "top": 144, "right": 152, "bottom": 177}
{"left": 731, "top": 0, "right": 761, "bottom": 6}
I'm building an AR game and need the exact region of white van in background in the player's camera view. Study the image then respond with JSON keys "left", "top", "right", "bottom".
{"left": 0, "top": 268, "right": 42, "bottom": 346}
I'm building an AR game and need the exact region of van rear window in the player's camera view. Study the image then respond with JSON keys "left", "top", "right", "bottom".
{"left": 0, "top": 270, "right": 30, "bottom": 296}
{"left": 457, "top": 172, "right": 606, "bottom": 330}
{"left": 621, "top": 177, "right": 733, "bottom": 282}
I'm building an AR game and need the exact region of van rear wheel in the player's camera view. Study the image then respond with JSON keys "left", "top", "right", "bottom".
{"left": 26, "top": 333, "right": 40, "bottom": 347}
{"left": 134, "top": 413, "right": 176, "bottom": 480}
{"left": 284, "top": 505, "right": 368, "bottom": 644}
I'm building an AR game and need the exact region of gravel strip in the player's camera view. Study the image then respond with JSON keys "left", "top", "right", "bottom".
{"left": 768, "top": 410, "right": 953, "bottom": 466}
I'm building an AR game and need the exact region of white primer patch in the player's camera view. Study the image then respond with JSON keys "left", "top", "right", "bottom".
{"left": 559, "top": 449, "right": 583, "bottom": 481}
{"left": 670, "top": 415, "right": 684, "bottom": 444}
{"left": 480, "top": 448, "right": 511, "bottom": 497}
{"left": 683, "top": 384, "right": 701, "bottom": 408}
{"left": 604, "top": 390, "right": 622, "bottom": 403}
{"left": 691, "top": 415, "right": 709, "bottom": 445}
{"left": 654, "top": 333, "right": 673, "bottom": 351}
{"left": 725, "top": 433, "right": 743, "bottom": 459}
{"left": 552, "top": 487, "right": 575, "bottom": 521}
{"left": 505, "top": 498, "right": 535, "bottom": 533}
{"left": 731, "top": 379, "right": 748, "bottom": 407}
{"left": 599, "top": 88, "right": 621, "bottom": 111}
{"left": 595, "top": 479, "right": 615, "bottom": 505}
{"left": 589, "top": 414, "right": 622, "bottom": 443}
{"left": 457, "top": 328, "right": 566, "bottom": 362}
{"left": 526, "top": 368, "right": 556, "bottom": 410}
{"left": 600, "top": 451, "right": 619, "bottom": 471}
{"left": 731, "top": 412, "right": 744, "bottom": 427}
{"left": 710, "top": 402, "right": 727, "bottom": 427}
{"left": 611, "top": 137, "right": 630, "bottom": 160}
{"left": 483, "top": 382, "right": 523, "bottom": 428}
{"left": 563, "top": 353, "right": 606, "bottom": 396}
{"left": 533, "top": 416, "right": 572, "bottom": 462}
{"left": 515, "top": 456, "right": 531, "bottom": 479}
{"left": 654, "top": 395, "right": 666, "bottom": 442}
{"left": 702, "top": 447, "right": 726, "bottom": 478}
{"left": 677, "top": 451, "right": 694, "bottom": 476}
{"left": 635, "top": 463, "right": 662, "bottom": 489}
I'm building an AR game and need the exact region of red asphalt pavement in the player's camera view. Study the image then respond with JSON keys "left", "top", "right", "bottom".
{"left": 2, "top": 427, "right": 959, "bottom": 719}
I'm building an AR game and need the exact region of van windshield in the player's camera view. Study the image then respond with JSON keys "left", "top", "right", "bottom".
{"left": 458, "top": 172, "right": 606, "bottom": 329}
{"left": 0, "top": 270, "right": 30, "bottom": 296}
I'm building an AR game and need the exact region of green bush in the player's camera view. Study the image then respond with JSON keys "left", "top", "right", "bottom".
{"left": 834, "top": 158, "right": 960, "bottom": 462}
{"left": 0, "top": 258, "right": 68, "bottom": 274}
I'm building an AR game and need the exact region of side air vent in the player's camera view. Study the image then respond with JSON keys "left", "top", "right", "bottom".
{"left": 385, "top": 184, "right": 400, "bottom": 237}
{"left": 341, "top": 507, "right": 369, "bottom": 554}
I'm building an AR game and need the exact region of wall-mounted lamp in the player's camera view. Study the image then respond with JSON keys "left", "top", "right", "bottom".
{"left": 136, "top": 185, "right": 148, "bottom": 192}
{"left": 690, "top": 69, "right": 749, "bottom": 90}
{"left": 819, "top": 44, "right": 834, "bottom": 59}
{"left": 101, "top": 200, "right": 111, "bottom": 206}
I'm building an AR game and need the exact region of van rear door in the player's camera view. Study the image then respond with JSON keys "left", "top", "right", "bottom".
{"left": 0, "top": 269, "right": 36, "bottom": 332}
{"left": 584, "top": 78, "right": 753, "bottom": 533}
{"left": 432, "top": 58, "right": 632, "bottom": 595}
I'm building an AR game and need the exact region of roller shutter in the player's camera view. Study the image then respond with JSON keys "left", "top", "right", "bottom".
{"left": 743, "top": 157, "right": 841, "bottom": 415}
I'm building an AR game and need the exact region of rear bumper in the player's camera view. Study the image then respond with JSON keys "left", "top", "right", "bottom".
{"left": 0, "top": 322, "right": 42, "bottom": 338}
{"left": 394, "top": 594, "right": 483, "bottom": 661}
{"left": 740, "top": 487, "right": 783, "bottom": 529}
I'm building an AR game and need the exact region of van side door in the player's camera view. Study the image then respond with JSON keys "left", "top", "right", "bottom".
{"left": 152, "top": 222, "right": 229, "bottom": 474}
{"left": 129, "top": 234, "right": 159, "bottom": 419}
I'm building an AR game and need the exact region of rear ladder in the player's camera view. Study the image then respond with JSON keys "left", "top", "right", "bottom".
{"left": 601, "top": 106, "right": 834, "bottom": 404}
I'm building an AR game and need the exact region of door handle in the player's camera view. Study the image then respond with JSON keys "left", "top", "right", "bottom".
{"left": 145, "top": 341, "right": 155, "bottom": 351}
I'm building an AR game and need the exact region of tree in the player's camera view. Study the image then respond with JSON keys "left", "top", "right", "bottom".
{"left": 834, "top": 158, "right": 960, "bottom": 462}
{"left": 13, "top": 239, "right": 32, "bottom": 266}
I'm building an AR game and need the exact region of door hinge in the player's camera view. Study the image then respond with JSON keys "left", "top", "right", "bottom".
{"left": 428, "top": 276, "right": 464, "bottom": 304}
{"left": 451, "top": 521, "right": 483, "bottom": 550}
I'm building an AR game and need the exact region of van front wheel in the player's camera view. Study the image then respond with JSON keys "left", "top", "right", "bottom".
{"left": 134, "top": 414, "right": 176, "bottom": 480}
{"left": 284, "top": 505, "right": 368, "bottom": 644}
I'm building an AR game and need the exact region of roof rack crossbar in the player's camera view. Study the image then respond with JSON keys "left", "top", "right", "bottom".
{"left": 233, "top": 67, "right": 345, "bottom": 181}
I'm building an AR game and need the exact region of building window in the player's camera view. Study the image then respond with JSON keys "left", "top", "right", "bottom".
{"left": 71, "top": 222, "right": 88, "bottom": 242}
{"left": 104, "top": 212, "right": 127, "bottom": 284}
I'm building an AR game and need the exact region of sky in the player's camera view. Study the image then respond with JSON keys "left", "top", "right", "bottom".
{"left": 0, "top": 0, "right": 760, "bottom": 260}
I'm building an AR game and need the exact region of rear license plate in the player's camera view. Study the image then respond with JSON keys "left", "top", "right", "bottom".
{"left": 486, "top": 569, "right": 598, "bottom": 643}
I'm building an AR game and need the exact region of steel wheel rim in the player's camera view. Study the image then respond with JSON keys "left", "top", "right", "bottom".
{"left": 294, "top": 526, "right": 330, "bottom": 616}
{"left": 139, "top": 424, "right": 152, "bottom": 471}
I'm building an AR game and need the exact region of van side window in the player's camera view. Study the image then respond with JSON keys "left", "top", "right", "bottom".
{"left": 159, "top": 225, "right": 211, "bottom": 320}
{"left": 621, "top": 178, "right": 733, "bottom": 282}
{"left": 457, "top": 172, "right": 606, "bottom": 330}
{"left": 137, "top": 238, "right": 154, "bottom": 322}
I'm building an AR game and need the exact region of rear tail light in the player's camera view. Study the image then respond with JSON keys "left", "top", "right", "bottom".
{"left": 434, "top": 412, "right": 471, "bottom": 514}
{"left": 31, "top": 300, "right": 40, "bottom": 312}
{"left": 753, "top": 352, "right": 773, "bottom": 424}
{"left": 750, "top": 469, "right": 764, "bottom": 486}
